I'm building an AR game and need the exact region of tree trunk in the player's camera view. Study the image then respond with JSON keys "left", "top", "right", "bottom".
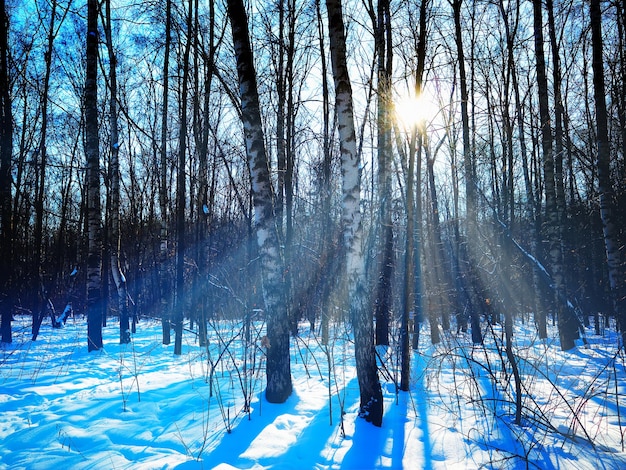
{"left": 400, "top": 116, "right": 416, "bottom": 390}
{"left": 285, "top": 0, "right": 296, "bottom": 335}
{"left": 499, "top": 0, "right": 545, "bottom": 338}
{"left": 408, "top": 0, "right": 426, "bottom": 352}
{"left": 103, "top": 0, "right": 130, "bottom": 344}
{"left": 159, "top": 0, "right": 172, "bottom": 346}
{"left": 275, "top": 0, "right": 298, "bottom": 336}
{"left": 174, "top": 0, "right": 193, "bottom": 356}
{"left": 326, "top": 0, "right": 383, "bottom": 426}
{"left": 532, "top": 0, "right": 578, "bottom": 350}
{"left": 373, "top": 0, "right": 393, "bottom": 347}
{"left": 32, "top": 0, "right": 63, "bottom": 341}
{"left": 315, "top": 0, "right": 332, "bottom": 345}
{"left": 590, "top": 0, "right": 626, "bottom": 346}
{"left": 617, "top": 1, "right": 626, "bottom": 164}
{"left": 192, "top": 0, "right": 216, "bottom": 347}
{"left": 452, "top": 0, "right": 482, "bottom": 344}
{"left": 0, "top": 0, "right": 12, "bottom": 344}
{"left": 227, "top": 0, "right": 292, "bottom": 403}
{"left": 546, "top": 0, "right": 566, "bottom": 219}
{"left": 502, "top": 228, "right": 522, "bottom": 425}
{"left": 410, "top": 0, "right": 428, "bottom": 353}
{"left": 85, "top": 0, "right": 103, "bottom": 352}
{"left": 426, "top": 143, "right": 449, "bottom": 344}
{"left": 411, "top": 131, "right": 423, "bottom": 351}
{"left": 547, "top": 0, "right": 574, "bottom": 310}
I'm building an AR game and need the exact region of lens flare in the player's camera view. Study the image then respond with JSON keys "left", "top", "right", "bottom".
{"left": 395, "top": 91, "right": 438, "bottom": 131}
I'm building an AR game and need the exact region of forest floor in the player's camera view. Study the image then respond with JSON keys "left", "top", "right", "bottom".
{"left": 1, "top": 313, "right": 626, "bottom": 469}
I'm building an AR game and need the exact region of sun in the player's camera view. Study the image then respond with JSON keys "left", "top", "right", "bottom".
{"left": 394, "top": 90, "right": 438, "bottom": 131}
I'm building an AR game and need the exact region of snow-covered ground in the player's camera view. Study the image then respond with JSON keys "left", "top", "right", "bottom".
{"left": 1, "top": 314, "right": 626, "bottom": 469}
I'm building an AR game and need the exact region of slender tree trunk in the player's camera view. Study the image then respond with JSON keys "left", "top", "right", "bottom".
{"left": 315, "top": 0, "right": 332, "bottom": 345}
{"left": 326, "top": 0, "right": 383, "bottom": 426}
{"left": 32, "top": 0, "right": 61, "bottom": 341}
{"left": 498, "top": 0, "right": 521, "bottom": 318}
{"left": 227, "top": 0, "right": 292, "bottom": 403}
{"left": 411, "top": 0, "right": 428, "bottom": 353}
{"left": 412, "top": 130, "right": 423, "bottom": 350}
{"left": 103, "top": 0, "right": 130, "bottom": 344}
{"left": 373, "top": 0, "right": 393, "bottom": 347}
{"left": 193, "top": 0, "right": 215, "bottom": 347}
{"left": 56, "top": 133, "right": 79, "bottom": 282}
{"left": 276, "top": 0, "right": 297, "bottom": 336}
{"left": 452, "top": 0, "right": 482, "bottom": 344}
{"left": 191, "top": 0, "right": 202, "bottom": 341}
{"left": 489, "top": 17, "right": 513, "bottom": 230}
{"left": 85, "top": 0, "right": 103, "bottom": 352}
{"left": 174, "top": 0, "right": 193, "bottom": 356}
{"left": 159, "top": 0, "right": 172, "bottom": 346}
{"left": 533, "top": 0, "right": 578, "bottom": 350}
{"left": 401, "top": 118, "right": 415, "bottom": 390}
{"left": 617, "top": 1, "right": 626, "bottom": 163}
{"left": 590, "top": 0, "right": 626, "bottom": 346}
{"left": 502, "top": 227, "right": 522, "bottom": 425}
{"left": 427, "top": 145, "right": 449, "bottom": 344}
{"left": 276, "top": 0, "right": 286, "bottom": 241}
{"left": 0, "top": 0, "right": 13, "bottom": 344}
{"left": 546, "top": 0, "right": 566, "bottom": 218}
{"left": 403, "top": 0, "right": 429, "bottom": 357}
{"left": 285, "top": 0, "right": 296, "bottom": 335}
{"left": 452, "top": 0, "right": 473, "bottom": 211}
{"left": 443, "top": 98, "right": 457, "bottom": 334}
{"left": 101, "top": 196, "right": 110, "bottom": 328}
{"left": 547, "top": 0, "right": 574, "bottom": 307}
{"left": 500, "top": 0, "right": 545, "bottom": 338}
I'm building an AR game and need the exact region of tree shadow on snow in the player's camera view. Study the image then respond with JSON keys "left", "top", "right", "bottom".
{"left": 194, "top": 376, "right": 361, "bottom": 469}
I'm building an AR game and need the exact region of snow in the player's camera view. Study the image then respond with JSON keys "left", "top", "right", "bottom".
{"left": 2, "top": 314, "right": 626, "bottom": 469}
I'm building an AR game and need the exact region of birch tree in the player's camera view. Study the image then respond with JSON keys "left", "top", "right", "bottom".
{"left": 326, "top": 0, "right": 383, "bottom": 426}
{"left": 85, "top": 0, "right": 103, "bottom": 352}
{"left": 227, "top": 0, "right": 292, "bottom": 403}
{"left": 589, "top": 0, "right": 626, "bottom": 346}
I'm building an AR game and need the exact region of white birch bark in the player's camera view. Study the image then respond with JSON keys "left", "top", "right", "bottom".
{"left": 590, "top": 0, "right": 626, "bottom": 346}
{"left": 227, "top": 0, "right": 292, "bottom": 403}
{"left": 85, "top": 0, "right": 103, "bottom": 352}
{"left": 326, "top": 0, "right": 383, "bottom": 426}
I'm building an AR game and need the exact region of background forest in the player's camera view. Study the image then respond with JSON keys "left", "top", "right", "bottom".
{"left": 0, "top": 0, "right": 625, "bottom": 437}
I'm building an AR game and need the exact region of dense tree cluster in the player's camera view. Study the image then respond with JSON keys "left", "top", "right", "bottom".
{"left": 0, "top": 0, "right": 624, "bottom": 426}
